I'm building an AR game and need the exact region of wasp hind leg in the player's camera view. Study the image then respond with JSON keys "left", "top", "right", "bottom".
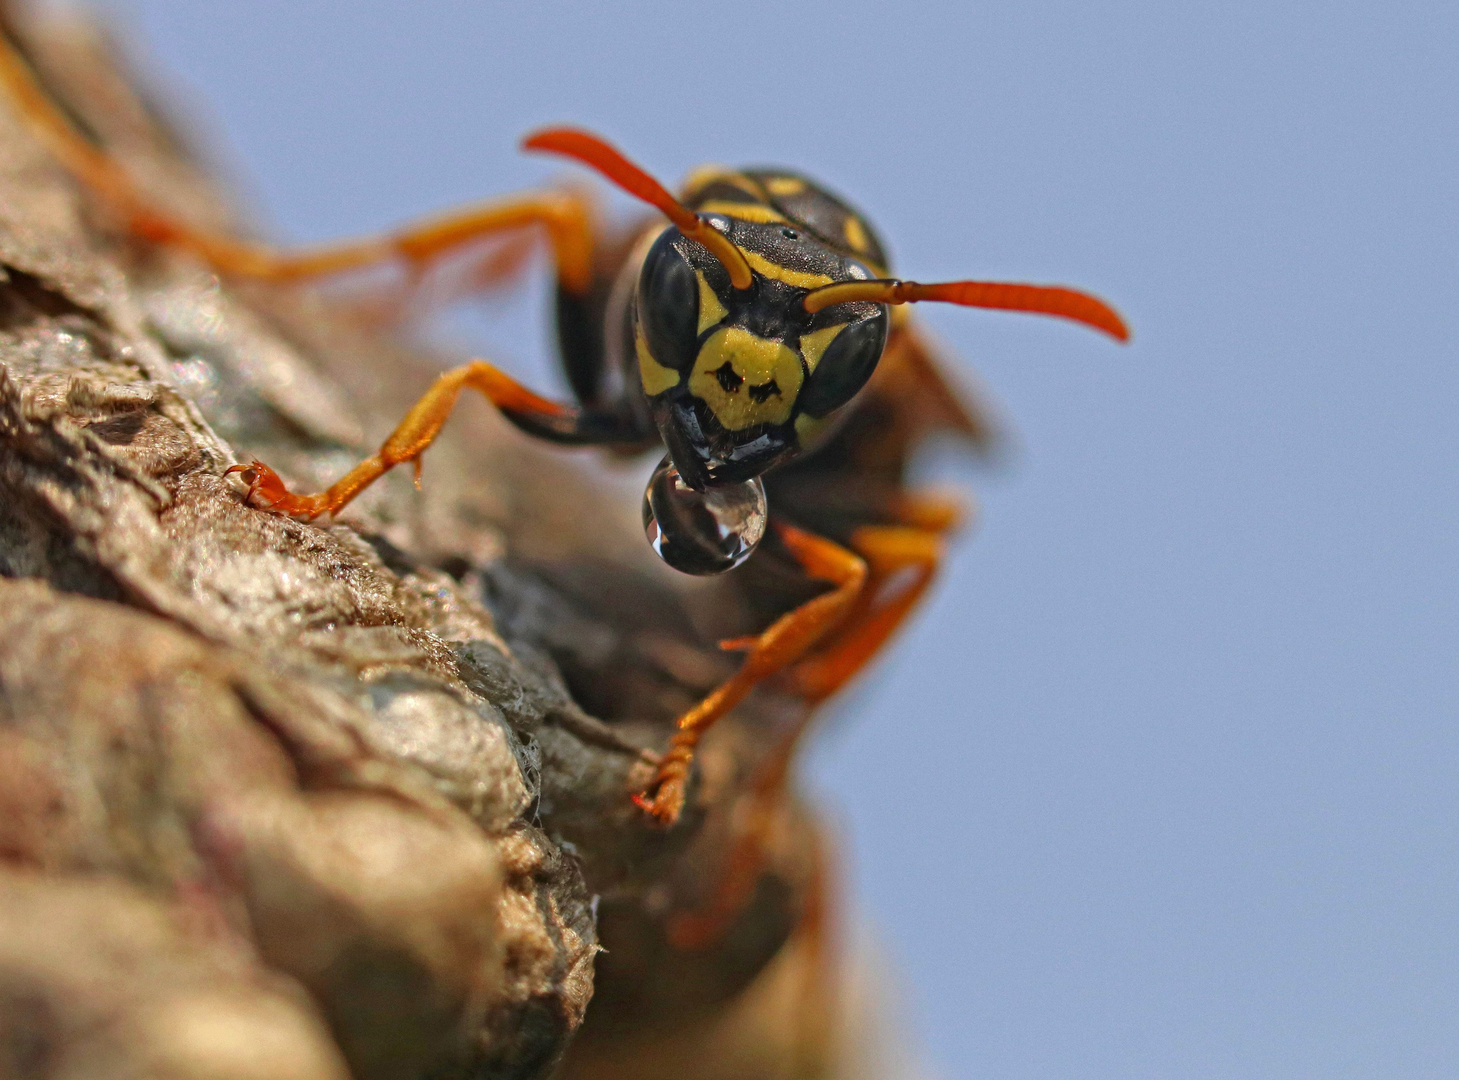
{"left": 0, "top": 30, "right": 598, "bottom": 296}
{"left": 227, "top": 360, "right": 642, "bottom": 519}
{"left": 142, "top": 182, "right": 597, "bottom": 302}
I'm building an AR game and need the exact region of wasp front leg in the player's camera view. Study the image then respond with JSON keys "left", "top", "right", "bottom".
{"left": 227, "top": 360, "right": 637, "bottom": 519}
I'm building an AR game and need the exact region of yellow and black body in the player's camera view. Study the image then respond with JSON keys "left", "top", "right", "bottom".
{"left": 508, "top": 128, "right": 1122, "bottom": 589}
{"left": 0, "top": 31, "right": 1127, "bottom": 824}
{"left": 551, "top": 167, "right": 895, "bottom": 494}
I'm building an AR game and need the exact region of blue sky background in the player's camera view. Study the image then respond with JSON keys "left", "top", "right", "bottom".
{"left": 112, "top": 2, "right": 1458, "bottom": 1076}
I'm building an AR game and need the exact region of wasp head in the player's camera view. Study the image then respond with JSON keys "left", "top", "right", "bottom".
{"left": 633, "top": 215, "right": 888, "bottom": 490}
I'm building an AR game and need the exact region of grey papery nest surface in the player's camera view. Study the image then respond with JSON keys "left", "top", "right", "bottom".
{"left": 0, "top": 11, "right": 900, "bottom": 1080}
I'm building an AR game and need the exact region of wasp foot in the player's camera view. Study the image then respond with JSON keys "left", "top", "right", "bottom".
{"left": 632, "top": 737, "right": 694, "bottom": 826}
{"left": 223, "top": 461, "right": 332, "bottom": 519}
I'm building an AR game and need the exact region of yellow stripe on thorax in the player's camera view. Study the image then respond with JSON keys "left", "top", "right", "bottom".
{"left": 842, "top": 215, "right": 871, "bottom": 255}
{"left": 681, "top": 166, "right": 767, "bottom": 202}
{"left": 765, "top": 176, "right": 806, "bottom": 196}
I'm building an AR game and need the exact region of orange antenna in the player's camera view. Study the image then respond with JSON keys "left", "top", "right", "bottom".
{"left": 803, "top": 279, "right": 1130, "bottom": 341}
{"left": 524, "top": 127, "right": 754, "bottom": 290}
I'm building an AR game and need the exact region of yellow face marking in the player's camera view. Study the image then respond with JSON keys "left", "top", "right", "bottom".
{"left": 635, "top": 322, "right": 681, "bottom": 396}
{"left": 689, "top": 327, "right": 804, "bottom": 431}
{"left": 843, "top": 215, "right": 871, "bottom": 254}
{"left": 739, "top": 248, "right": 835, "bottom": 290}
{"left": 795, "top": 412, "right": 833, "bottom": 445}
{"left": 696, "top": 271, "right": 728, "bottom": 335}
{"left": 798, "top": 323, "right": 848, "bottom": 373}
{"left": 697, "top": 200, "right": 789, "bottom": 226}
{"left": 766, "top": 176, "right": 806, "bottom": 196}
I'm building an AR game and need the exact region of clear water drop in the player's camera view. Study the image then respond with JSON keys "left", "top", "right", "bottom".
{"left": 642, "top": 459, "right": 767, "bottom": 575}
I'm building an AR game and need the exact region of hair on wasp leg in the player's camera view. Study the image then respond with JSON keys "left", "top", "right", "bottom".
{"left": 0, "top": 28, "right": 1127, "bottom": 831}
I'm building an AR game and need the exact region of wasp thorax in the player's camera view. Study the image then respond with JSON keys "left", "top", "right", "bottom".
{"left": 642, "top": 458, "right": 767, "bottom": 575}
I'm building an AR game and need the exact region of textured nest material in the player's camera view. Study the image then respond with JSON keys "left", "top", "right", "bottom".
{"left": 0, "top": 10, "right": 909, "bottom": 1080}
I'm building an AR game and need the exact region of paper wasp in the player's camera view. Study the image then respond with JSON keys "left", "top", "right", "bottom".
{"left": 0, "top": 34, "right": 1126, "bottom": 829}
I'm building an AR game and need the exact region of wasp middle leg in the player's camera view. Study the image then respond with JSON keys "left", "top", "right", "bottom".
{"left": 664, "top": 495, "right": 958, "bottom": 940}
{"left": 634, "top": 524, "right": 869, "bottom": 826}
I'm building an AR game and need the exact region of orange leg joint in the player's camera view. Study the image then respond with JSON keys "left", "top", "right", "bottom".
{"left": 787, "top": 521, "right": 947, "bottom": 704}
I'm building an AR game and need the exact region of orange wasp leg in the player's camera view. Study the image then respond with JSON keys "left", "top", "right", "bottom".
{"left": 667, "top": 500, "right": 957, "bottom": 946}
{"left": 0, "top": 31, "right": 597, "bottom": 294}
{"left": 129, "top": 189, "right": 598, "bottom": 296}
{"left": 665, "top": 700, "right": 819, "bottom": 948}
{"left": 634, "top": 523, "right": 868, "bottom": 827}
{"left": 787, "top": 515, "right": 951, "bottom": 704}
{"left": 226, "top": 360, "right": 578, "bottom": 519}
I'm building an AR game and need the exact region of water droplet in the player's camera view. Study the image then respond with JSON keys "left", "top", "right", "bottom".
{"left": 642, "top": 459, "right": 767, "bottom": 575}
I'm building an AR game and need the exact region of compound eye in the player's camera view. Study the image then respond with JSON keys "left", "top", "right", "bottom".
{"left": 637, "top": 229, "right": 701, "bottom": 373}
{"left": 796, "top": 311, "right": 890, "bottom": 419}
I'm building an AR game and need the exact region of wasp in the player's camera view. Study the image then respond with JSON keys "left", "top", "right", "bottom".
{"left": 0, "top": 36, "right": 1127, "bottom": 828}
